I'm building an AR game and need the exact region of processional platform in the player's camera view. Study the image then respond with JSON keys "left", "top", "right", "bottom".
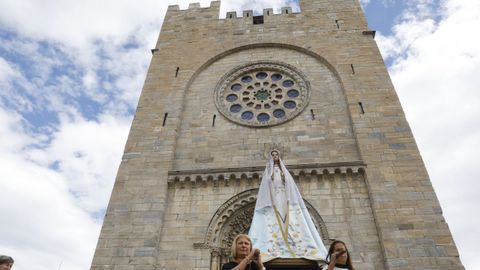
{"left": 264, "top": 258, "right": 324, "bottom": 270}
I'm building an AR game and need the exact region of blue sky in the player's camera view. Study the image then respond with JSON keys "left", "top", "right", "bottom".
{"left": 0, "top": 0, "right": 479, "bottom": 269}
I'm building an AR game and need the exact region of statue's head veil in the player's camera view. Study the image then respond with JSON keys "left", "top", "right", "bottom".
{"left": 254, "top": 150, "right": 307, "bottom": 211}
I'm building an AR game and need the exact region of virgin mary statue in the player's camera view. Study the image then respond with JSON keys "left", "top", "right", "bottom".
{"left": 248, "top": 150, "right": 328, "bottom": 262}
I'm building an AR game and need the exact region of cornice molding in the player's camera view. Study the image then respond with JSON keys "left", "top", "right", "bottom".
{"left": 168, "top": 161, "right": 365, "bottom": 187}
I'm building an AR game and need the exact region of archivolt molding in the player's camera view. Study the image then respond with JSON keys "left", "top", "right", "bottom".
{"left": 168, "top": 161, "right": 365, "bottom": 188}
{"left": 183, "top": 43, "right": 343, "bottom": 98}
{"left": 194, "top": 189, "right": 258, "bottom": 255}
{"left": 305, "top": 201, "right": 330, "bottom": 243}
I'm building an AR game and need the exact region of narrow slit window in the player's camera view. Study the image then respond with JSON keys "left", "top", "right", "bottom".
{"left": 212, "top": 115, "right": 216, "bottom": 126}
{"left": 163, "top": 113, "right": 168, "bottom": 126}
{"left": 358, "top": 102, "right": 365, "bottom": 114}
{"left": 175, "top": 67, "right": 179, "bottom": 77}
{"left": 335, "top": 20, "right": 340, "bottom": 29}
{"left": 310, "top": 109, "right": 315, "bottom": 120}
{"left": 351, "top": 64, "right": 355, "bottom": 74}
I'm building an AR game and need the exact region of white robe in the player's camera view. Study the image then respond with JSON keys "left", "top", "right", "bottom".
{"left": 249, "top": 155, "right": 328, "bottom": 262}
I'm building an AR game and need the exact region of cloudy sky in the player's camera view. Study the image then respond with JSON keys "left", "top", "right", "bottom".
{"left": 0, "top": 0, "right": 478, "bottom": 269}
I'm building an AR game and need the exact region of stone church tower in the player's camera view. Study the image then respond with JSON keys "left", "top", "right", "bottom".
{"left": 91, "top": 1, "right": 463, "bottom": 269}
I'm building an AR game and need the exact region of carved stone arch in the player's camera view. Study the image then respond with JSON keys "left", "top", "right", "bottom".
{"left": 203, "top": 189, "right": 258, "bottom": 251}
{"left": 197, "top": 189, "right": 257, "bottom": 270}
{"left": 303, "top": 199, "right": 329, "bottom": 242}
{"left": 219, "top": 201, "right": 256, "bottom": 252}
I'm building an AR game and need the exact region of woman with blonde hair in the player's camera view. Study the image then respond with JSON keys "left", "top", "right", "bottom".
{"left": 222, "top": 234, "right": 265, "bottom": 270}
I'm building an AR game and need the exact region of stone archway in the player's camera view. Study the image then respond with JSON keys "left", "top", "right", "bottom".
{"left": 193, "top": 189, "right": 257, "bottom": 270}
{"left": 194, "top": 189, "right": 329, "bottom": 270}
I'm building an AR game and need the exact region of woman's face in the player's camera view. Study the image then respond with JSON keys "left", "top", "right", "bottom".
{"left": 333, "top": 242, "right": 348, "bottom": 264}
{"left": 271, "top": 151, "right": 279, "bottom": 161}
{"left": 0, "top": 263, "right": 13, "bottom": 270}
{"left": 235, "top": 236, "right": 251, "bottom": 259}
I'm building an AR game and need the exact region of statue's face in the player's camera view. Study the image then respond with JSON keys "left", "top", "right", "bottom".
{"left": 271, "top": 151, "right": 279, "bottom": 161}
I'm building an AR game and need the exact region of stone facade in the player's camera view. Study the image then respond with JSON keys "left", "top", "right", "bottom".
{"left": 90, "top": 1, "right": 464, "bottom": 269}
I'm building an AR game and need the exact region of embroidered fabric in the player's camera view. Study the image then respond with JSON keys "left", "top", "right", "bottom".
{"left": 248, "top": 151, "right": 328, "bottom": 262}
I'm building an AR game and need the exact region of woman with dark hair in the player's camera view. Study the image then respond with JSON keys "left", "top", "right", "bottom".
{"left": 0, "top": 255, "right": 14, "bottom": 270}
{"left": 222, "top": 234, "right": 265, "bottom": 270}
{"left": 322, "top": 240, "right": 355, "bottom": 270}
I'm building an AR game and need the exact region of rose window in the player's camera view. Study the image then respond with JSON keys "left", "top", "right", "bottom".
{"left": 214, "top": 62, "right": 311, "bottom": 127}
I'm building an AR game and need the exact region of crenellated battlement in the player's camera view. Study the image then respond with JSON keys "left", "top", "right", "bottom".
{"left": 167, "top": 1, "right": 298, "bottom": 22}
{"left": 224, "top": 6, "right": 297, "bottom": 20}
{"left": 167, "top": 1, "right": 221, "bottom": 12}
{"left": 161, "top": 0, "right": 367, "bottom": 33}
{"left": 155, "top": 0, "right": 370, "bottom": 59}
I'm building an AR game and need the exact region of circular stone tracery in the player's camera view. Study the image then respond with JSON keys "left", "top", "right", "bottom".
{"left": 214, "top": 61, "right": 311, "bottom": 127}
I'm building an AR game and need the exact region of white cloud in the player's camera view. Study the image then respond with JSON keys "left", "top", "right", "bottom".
{"left": 0, "top": 56, "right": 36, "bottom": 112}
{"left": 359, "top": 0, "right": 371, "bottom": 7}
{"left": 0, "top": 107, "right": 35, "bottom": 152}
{"left": 82, "top": 70, "right": 98, "bottom": 91}
{"left": 0, "top": 106, "right": 131, "bottom": 270}
{"left": 0, "top": 158, "right": 98, "bottom": 270}
{"left": 377, "top": 0, "right": 480, "bottom": 268}
{"left": 0, "top": 108, "right": 97, "bottom": 270}
{"left": 0, "top": 57, "right": 19, "bottom": 83}
{"left": 0, "top": 0, "right": 158, "bottom": 50}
